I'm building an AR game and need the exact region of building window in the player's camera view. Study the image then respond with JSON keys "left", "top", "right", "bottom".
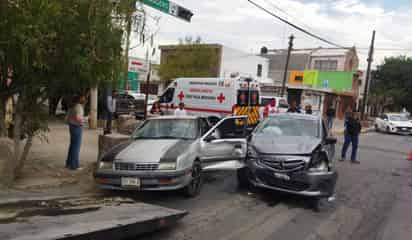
{"left": 257, "top": 64, "right": 262, "bottom": 77}
{"left": 313, "top": 60, "right": 338, "bottom": 71}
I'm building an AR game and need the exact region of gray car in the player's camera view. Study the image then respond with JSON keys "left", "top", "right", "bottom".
{"left": 94, "top": 115, "right": 248, "bottom": 197}
{"left": 237, "top": 113, "right": 338, "bottom": 204}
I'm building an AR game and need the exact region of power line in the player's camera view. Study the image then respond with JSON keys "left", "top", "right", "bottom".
{"left": 248, "top": 0, "right": 346, "bottom": 48}
{"left": 264, "top": 0, "right": 318, "bottom": 35}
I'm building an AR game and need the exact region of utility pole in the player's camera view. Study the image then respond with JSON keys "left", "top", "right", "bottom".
{"left": 361, "top": 30, "right": 376, "bottom": 120}
{"left": 143, "top": 35, "right": 155, "bottom": 120}
{"left": 281, "top": 35, "right": 294, "bottom": 97}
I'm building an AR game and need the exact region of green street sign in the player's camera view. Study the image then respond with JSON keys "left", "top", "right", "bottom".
{"left": 142, "top": 0, "right": 169, "bottom": 14}
{"left": 140, "top": 0, "right": 193, "bottom": 22}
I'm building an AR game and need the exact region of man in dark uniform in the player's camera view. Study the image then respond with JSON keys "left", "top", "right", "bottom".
{"left": 341, "top": 111, "right": 362, "bottom": 164}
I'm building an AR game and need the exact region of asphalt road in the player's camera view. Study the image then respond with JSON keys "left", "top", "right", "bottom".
{"left": 110, "top": 132, "right": 412, "bottom": 240}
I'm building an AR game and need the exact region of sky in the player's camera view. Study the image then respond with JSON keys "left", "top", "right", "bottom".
{"left": 130, "top": 0, "right": 412, "bottom": 69}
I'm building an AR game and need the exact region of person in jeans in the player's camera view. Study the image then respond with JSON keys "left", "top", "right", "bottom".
{"left": 326, "top": 106, "right": 336, "bottom": 130}
{"left": 66, "top": 95, "right": 86, "bottom": 170}
{"left": 341, "top": 111, "right": 362, "bottom": 164}
{"left": 104, "top": 90, "right": 117, "bottom": 135}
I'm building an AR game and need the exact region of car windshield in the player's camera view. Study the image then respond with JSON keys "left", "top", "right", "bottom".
{"left": 389, "top": 115, "right": 409, "bottom": 121}
{"left": 133, "top": 119, "right": 198, "bottom": 140}
{"left": 254, "top": 115, "right": 319, "bottom": 137}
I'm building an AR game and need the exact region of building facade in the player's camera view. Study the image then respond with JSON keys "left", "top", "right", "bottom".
{"left": 159, "top": 44, "right": 270, "bottom": 83}
{"left": 260, "top": 47, "right": 360, "bottom": 119}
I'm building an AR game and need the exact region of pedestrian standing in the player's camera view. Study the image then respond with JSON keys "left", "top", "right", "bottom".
{"left": 287, "top": 101, "right": 301, "bottom": 113}
{"left": 326, "top": 106, "right": 336, "bottom": 130}
{"left": 174, "top": 102, "right": 187, "bottom": 117}
{"left": 340, "top": 111, "right": 362, "bottom": 164}
{"left": 263, "top": 98, "right": 279, "bottom": 118}
{"left": 66, "top": 95, "right": 86, "bottom": 170}
{"left": 105, "top": 90, "right": 117, "bottom": 135}
{"left": 305, "top": 104, "right": 313, "bottom": 114}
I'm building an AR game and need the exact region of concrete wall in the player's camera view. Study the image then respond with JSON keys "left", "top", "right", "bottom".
{"left": 220, "top": 46, "right": 270, "bottom": 83}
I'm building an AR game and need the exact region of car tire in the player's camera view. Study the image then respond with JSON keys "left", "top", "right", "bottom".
{"left": 237, "top": 167, "right": 251, "bottom": 189}
{"left": 183, "top": 161, "right": 203, "bottom": 198}
{"left": 375, "top": 124, "right": 379, "bottom": 132}
{"left": 386, "top": 126, "right": 390, "bottom": 134}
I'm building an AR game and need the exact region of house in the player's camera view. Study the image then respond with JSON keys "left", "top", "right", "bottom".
{"left": 260, "top": 47, "right": 360, "bottom": 119}
{"left": 159, "top": 44, "right": 271, "bottom": 83}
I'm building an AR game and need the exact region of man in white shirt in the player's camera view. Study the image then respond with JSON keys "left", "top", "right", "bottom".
{"left": 105, "top": 90, "right": 117, "bottom": 134}
{"left": 174, "top": 102, "right": 187, "bottom": 117}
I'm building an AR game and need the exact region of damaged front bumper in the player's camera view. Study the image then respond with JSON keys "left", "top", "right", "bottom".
{"left": 247, "top": 160, "right": 338, "bottom": 197}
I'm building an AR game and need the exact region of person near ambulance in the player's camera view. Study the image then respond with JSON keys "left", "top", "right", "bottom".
{"left": 263, "top": 98, "right": 279, "bottom": 118}
{"left": 174, "top": 102, "right": 187, "bottom": 117}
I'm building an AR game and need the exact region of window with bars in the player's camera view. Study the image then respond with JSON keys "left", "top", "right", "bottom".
{"left": 313, "top": 60, "right": 338, "bottom": 71}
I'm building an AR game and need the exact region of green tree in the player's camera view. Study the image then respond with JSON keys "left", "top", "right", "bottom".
{"left": 372, "top": 56, "right": 412, "bottom": 112}
{"left": 159, "top": 37, "right": 219, "bottom": 84}
{"left": 0, "top": 0, "right": 125, "bottom": 184}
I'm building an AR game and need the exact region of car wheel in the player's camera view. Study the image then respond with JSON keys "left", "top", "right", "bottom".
{"left": 237, "top": 167, "right": 251, "bottom": 189}
{"left": 375, "top": 124, "right": 379, "bottom": 132}
{"left": 183, "top": 161, "right": 203, "bottom": 198}
{"left": 386, "top": 126, "right": 390, "bottom": 134}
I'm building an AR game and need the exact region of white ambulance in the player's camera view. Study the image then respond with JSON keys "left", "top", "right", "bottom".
{"left": 158, "top": 76, "right": 261, "bottom": 125}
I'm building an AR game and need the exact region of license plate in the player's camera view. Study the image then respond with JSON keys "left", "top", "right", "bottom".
{"left": 121, "top": 177, "right": 141, "bottom": 188}
{"left": 402, "top": 128, "right": 407, "bottom": 131}
{"left": 274, "top": 173, "right": 290, "bottom": 181}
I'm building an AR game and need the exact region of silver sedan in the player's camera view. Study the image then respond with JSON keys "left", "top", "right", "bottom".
{"left": 94, "top": 115, "right": 247, "bottom": 197}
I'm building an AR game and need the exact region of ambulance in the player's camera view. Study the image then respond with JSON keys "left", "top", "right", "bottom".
{"left": 158, "top": 76, "right": 260, "bottom": 126}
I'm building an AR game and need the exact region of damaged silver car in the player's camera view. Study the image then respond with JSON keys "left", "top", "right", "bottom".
{"left": 94, "top": 115, "right": 248, "bottom": 197}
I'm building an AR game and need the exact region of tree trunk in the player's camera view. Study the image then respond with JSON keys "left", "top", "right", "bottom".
{"left": 89, "top": 86, "right": 98, "bottom": 129}
{"left": 0, "top": 98, "right": 6, "bottom": 137}
{"left": 12, "top": 99, "right": 23, "bottom": 174}
{"left": 14, "top": 135, "right": 33, "bottom": 177}
{"left": 48, "top": 96, "right": 60, "bottom": 116}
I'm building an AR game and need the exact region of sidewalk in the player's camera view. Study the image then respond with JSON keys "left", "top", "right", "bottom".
{"left": 0, "top": 120, "right": 102, "bottom": 201}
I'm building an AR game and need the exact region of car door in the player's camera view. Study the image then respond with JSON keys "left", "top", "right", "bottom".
{"left": 322, "top": 120, "right": 335, "bottom": 160}
{"left": 200, "top": 116, "right": 248, "bottom": 171}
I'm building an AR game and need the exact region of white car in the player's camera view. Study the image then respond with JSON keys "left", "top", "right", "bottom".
{"left": 375, "top": 113, "right": 412, "bottom": 134}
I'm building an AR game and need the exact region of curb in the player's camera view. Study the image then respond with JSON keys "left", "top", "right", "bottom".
{"left": 0, "top": 193, "right": 101, "bottom": 206}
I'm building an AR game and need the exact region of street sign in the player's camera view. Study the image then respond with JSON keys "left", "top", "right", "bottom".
{"left": 141, "top": 0, "right": 193, "bottom": 22}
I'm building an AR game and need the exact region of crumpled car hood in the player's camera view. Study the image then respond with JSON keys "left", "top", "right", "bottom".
{"left": 250, "top": 135, "right": 321, "bottom": 155}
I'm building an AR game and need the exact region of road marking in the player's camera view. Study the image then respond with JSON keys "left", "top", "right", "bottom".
{"left": 304, "top": 206, "right": 363, "bottom": 240}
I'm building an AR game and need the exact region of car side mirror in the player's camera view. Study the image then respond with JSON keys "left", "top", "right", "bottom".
{"left": 204, "top": 134, "right": 217, "bottom": 142}
{"left": 325, "top": 136, "right": 337, "bottom": 145}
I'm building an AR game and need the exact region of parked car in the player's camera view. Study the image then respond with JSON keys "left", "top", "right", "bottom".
{"left": 115, "top": 92, "right": 158, "bottom": 117}
{"left": 94, "top": 115, "right": 248, "bottom": 197}
{"left": 375, "top": 113, "right": 412, "bottom": 135}
{"left": 237, "top": 113, "right": 338, "bottom": 207}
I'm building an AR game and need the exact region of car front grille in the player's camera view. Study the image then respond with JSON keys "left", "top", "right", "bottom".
{"left": 260, "top": 157, "right": 306, "bottom": 173}
{"left": 114, "top": 162, "right": 159, "bottom": 171}
{"left": 258, "top": 171, "right": 310, "bottom": 191}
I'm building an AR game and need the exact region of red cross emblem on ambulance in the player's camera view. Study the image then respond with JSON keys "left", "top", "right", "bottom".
{"left": 217, "top": 93, "right": 226, "bottom": 103}
{"left": 178, "top": 91, "right": 185, "bottom": 101}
